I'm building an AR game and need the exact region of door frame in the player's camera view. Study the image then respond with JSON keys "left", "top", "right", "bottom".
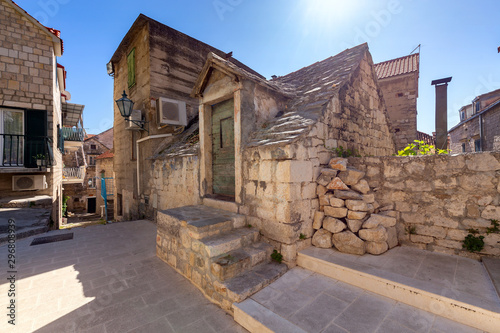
{"left": 199, "top": 90, "right": 242, "bottom": 204}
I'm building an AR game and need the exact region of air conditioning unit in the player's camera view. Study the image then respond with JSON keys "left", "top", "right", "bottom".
{"left": 12, "top": 175, "right": 47, "bottom": 191}
{"left": 127, "top": 109, "right": 143, "bottom": 130}
{"left": 157, "top": 97, "right": 187, "bottom": 126}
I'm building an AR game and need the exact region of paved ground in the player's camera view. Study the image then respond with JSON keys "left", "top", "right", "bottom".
{"left": 251, "top": 268, "right": 484, "bottom": 333}
{"left": 0, "top": 207, "right": 50, "bottom": 245}
{"left": 0, "top": 220, "right": 247, "bottom": 333}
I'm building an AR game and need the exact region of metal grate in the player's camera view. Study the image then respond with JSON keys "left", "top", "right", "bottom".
{"left": 30, "top": 233, "right": 73, "bottom": 246}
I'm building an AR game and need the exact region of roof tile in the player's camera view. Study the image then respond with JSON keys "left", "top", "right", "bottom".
{"left": 374, "top": 53, "right": 419, "bottom": 79}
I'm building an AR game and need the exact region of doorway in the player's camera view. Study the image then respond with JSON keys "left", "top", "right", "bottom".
{"left": 87, "top": 197, "right": 96, "bottom": 213}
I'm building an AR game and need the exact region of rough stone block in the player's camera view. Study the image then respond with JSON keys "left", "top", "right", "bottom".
{"left": 281, "top": 243, "right": 297, "bottom": 262}
{"left": 302, "top": 182, "right": 317, "bottom": 199}
{"left": 465, "top": 154, "right": 500, "bottom": 172}
{"left": 352, "top": 179, "right": 370, "bottom": 194}
{"left": 430, "top": 216, "right": 459, "bottom": 229}
{"left": 387, "top": 226, "right": 398, "bottom": 248}
{"left": 481, "top": 205, "right": 500, "bottom": 220}
{"left": 484, "top": 233, "right": 500, "bottom": 247}
{"left": 312, "top": 229, "right": 333, "bottom": 248}
{"left": 319, "top": 195, "right": 331, "bottom": 206}
{"left": 401, "top": 212, "right": 424, "bottom": 224}
{"left": 415, "top": 225, "right": 446, "bottom": 239}
{"left": 410, "top": 234, "right": 434, "bottom": 244}
{"left": 317, "top": 173, "right": 334, "bottom": 187}
{"left": 330, "top": 197, "right": 345, "bottom": 208}
{"left": 312, "top": 211, "right": 325, "bottom": 230}
{"left": 435, "top": 239, "right": 462, "bottom": 250}
{"left": 366, "top": 241, "right": 388, "bottom": 255}
{"left": 345, "top": 200, "right": 370, "bottom": 212}
{"left": 334, "top": 190, "right": 362, "bottom": 200}
{"left": 347, "top": 210, "right": 367, "bottom": 220}
{"left": 323, "top": 217, "right": 346, "bottom": 234}
{"left": 338, "top": 167, "right": 365, "bottom": 186}
{"left": 332, "top": 231, "right": 365, "bottom": 255}
{"left": 447, "top": 229, "right": 468, "bottom": 241}
{"left": 362, "top": 193, "right": 375, "bottom": 203}
{"left": 329, "top": 157, "right": 347, "bottom": 171}
{"left": 320, "top": 168, "right": 338, "bottom": 178}
{"left": 316, "top": 184, "right": 328, "bottom": 196}
{"left": 359, "top": 225, "right": 388, "bottom": 242}
{"left": 327, "top": 177, "right": 349, "bottom": 190}
{"left": 324, "top": 206, "right": 348, "bottom": 218}
{"left": 347, "top": 219, "right": 363, "bottom": 233}
{"left": 260, "top": 220, "right": 301, "bottom": 244}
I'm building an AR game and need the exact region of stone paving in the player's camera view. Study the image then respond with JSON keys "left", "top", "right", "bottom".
{"left": 249, "top": 267, "right": 484, "bottom": 333}
{"left": 0, "top": 220, "right": 247, "bottom": 333}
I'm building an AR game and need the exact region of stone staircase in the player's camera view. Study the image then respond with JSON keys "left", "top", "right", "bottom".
{"left": 156, "top": 204, "right": 287, "bottom": 312}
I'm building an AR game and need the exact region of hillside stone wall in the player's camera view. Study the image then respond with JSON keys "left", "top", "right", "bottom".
{"left": 312, "top": 152, "right": 500, "bottom": 259}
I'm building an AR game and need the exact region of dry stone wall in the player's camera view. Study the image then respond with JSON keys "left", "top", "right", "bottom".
{"left": 345, "top": 152, "right": 500, "bottom": 259}
{"left": 312, "top": 157, "right": 398, "bottom": 255}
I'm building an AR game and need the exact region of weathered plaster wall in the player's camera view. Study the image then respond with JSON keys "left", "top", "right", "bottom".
{"left": 348, "top": 152, "right": 500, "bottom": 258}
{"left": 324, "top": 53, "right": 395, "bottom": 157}
{"left": 377, "top": 73, "right": 418, "bottom": 151}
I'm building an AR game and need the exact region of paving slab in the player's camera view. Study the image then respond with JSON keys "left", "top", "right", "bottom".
{"left": 237, "top": 267, "right": 483, "bottom": 333}
{"left": 0, "top": 220, "right": 247, "bottom": 333}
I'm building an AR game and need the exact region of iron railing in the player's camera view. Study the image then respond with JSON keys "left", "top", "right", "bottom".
{"left": 62, "top": 166, "right": 85, "bottom": 180}
{"left": 1, "top": 134, "right": 52, "bottom": 167}
{"left": 101, "top": 177, "right": 114, "bottom": 222}
{"left": 61, "top": 127, "right": 85, "bottom": 142}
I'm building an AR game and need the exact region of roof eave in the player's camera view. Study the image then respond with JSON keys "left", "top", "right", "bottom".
{"left": 109, "top": 14, "right": 149, "bottom": 64}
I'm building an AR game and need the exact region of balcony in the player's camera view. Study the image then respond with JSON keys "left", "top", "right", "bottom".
{"left": 1, "top": 134, "right": 52, "bottom": 172}
{"left": 62, "top": 166, "right": 85, "bottom": 184}
{"left": 61, "top": 127, "right": 85, "bottom": 149}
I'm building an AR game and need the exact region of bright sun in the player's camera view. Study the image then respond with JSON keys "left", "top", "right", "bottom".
{"left": 302, "top": 0, "right": 360, "bottom": 27}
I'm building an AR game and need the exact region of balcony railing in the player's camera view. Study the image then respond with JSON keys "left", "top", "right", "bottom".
{"left": 61, "top": 127, "right": 85, "bottom": 142}
{"left": 62, "top": 166, "right": 85, "bottom": 183}
{"left": 1, "top": 134, "right": 52, "bottom": 168}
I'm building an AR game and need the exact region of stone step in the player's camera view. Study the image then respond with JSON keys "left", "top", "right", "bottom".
{"left": 297, "top": 247, "right": 500, "bottom": 332}
{"left": 157, "top": 205, "right": 246, "bottom": 240}
{"left": 226, "top": 262, "right": 287, "bottom": 304}
{"left": 0, "top": 195, "right": 52, "bottom": 209}
{"left": 483, "top": 257, "right": 500, "bottom": 298}
{"left": 203, "top": 197, "right": 238, "bottom": 213}
{"left": 197, "top": 227, "right": 260, "bottom": 258}
{"left": 211, "top": 242, "right": 274, "bottom": 281}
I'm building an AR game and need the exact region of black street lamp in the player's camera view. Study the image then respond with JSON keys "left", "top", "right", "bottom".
{"left": 115, "top": 90, "right": 148, "bottom": 132}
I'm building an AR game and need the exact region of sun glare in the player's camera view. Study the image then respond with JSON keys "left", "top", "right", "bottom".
{"left": 303, "top": 0, "right": 360, "bottom": 26}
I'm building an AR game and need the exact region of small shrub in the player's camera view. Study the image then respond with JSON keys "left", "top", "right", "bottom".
{"left": 462, "top": 234, "right": 485, "bottom": 253}
{"left": 333, "top": 146, "right": 360, "bottom": 158}
{"left": 397, "top": 140, "right": 449, "bottom": 156}
{"left": 405, "top": 225, "right": 416, "bottom": 235}
{"left": 486, "top": 219, "right": 499, "bottom": 234}
{"left": 247, "top": 224, "right": 252, "bottom": 228}
{"left": 467, "top": 228, "right": 479, "bottom": 234}
{"left": 271, "top": 250, "right": 283, "bottom": 263}
{"left": 299, "top": 233, "right": 306, "bottom": 240}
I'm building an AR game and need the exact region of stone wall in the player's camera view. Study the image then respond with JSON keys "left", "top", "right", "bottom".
{"left": 344, "top": 152, "right": 500, "bottom": 259}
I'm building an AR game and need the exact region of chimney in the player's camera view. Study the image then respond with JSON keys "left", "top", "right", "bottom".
{"left": 431, "top": 77, "right": 452, "bottom": 150}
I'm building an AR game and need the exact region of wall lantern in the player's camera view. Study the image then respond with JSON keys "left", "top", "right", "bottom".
{"left": 115, "top": 90, "right": 149, "bottom": 132}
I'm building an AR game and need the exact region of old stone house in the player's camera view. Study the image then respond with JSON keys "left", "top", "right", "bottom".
{"left": 374, "top": 53, "right": 419, "bottom": 151}
{"left": 62, "top": 128, "right": 113, "bottom": 214}
{"left": 0, "top": 0, "right": 84, "bottom": 227}
{"left": 449, "top": 88, "right": 500, "bottom": 153}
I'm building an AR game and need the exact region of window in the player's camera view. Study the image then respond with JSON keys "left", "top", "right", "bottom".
{"left": 89, "top": 156, "right": 96, "bottom": 166}
{"left": 474, "top": 139, "right": 481, "bottom": 152}
{"left": 127, "top": 48, "right": 136, "bottom": 88}
{"left": 461, "top": 143, "right": 466, "bottom": 152}
{"left": 0, "top": 108, "right": 24, "bottom": 166}
{"left": 90, "top": 144, "right": 96, "bottom": 150}
{"left": 475, "top": 102, "right": 481, "bottom": 113}
{"left": 88, "top": 177, "right": 97, "bottom": 189}
{"left": 460, "top": 111, "right": 465, "bottom": 121}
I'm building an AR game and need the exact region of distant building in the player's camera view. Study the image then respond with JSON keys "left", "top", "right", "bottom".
{"left": 374, "top": 53, "right": 420, "bottom": 151}
{"left": 449, "top": 88, "right": 500, "bottom": 153}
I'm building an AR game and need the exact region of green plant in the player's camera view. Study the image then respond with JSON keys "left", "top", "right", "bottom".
{"left": 33, "top": 153, "right": 46, "bottom": 160}
{"left": 29, "top": 201, "right": 35, "bottom": 207}
{"left": 271, "top": 250, "right": 283, "bottom": 263}
{"left": 486, "top": 219, "right": 500, "bottom": 234}
{"left": 62, "top": 195, "right": 70, "bottom": 217}
{"left": 467, "top": 228, "right": 479, "bottom": 234}
{"left": 299, "top": 233, "right": 306, "bottom": 240}
{"left": 462, "top": 234, "right": 485, "bottom": 253}
{"left": 247, "top": 224, "right": 252, "bottom": 228}
{"left": 397, "top": 140, "right": 449, "bottom": 156}
{"left": 405, "top": 225, "right": 416, "bottom": 235}
{"left": 333, "top": 145, "right": 360, "bottom": 158}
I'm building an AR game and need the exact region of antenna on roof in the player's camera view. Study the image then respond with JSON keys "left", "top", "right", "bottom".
{"left": 410, "top": 44, "right": 421, "bottom": 55}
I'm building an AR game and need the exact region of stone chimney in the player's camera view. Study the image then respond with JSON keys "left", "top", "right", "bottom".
{"left": 431, "top": 77, "right": 452, "bottom": 150}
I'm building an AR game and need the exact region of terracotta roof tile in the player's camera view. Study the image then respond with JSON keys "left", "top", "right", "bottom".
{"left": 96, "top": 150, "right": 114, "bottom": 159}
{"left": 374, "top": 53, "right": 419, "bottom": 79}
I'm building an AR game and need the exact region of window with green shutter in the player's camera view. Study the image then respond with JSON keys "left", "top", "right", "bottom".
{"left": 127, "top": 48, "right": 136, "bottom": 88}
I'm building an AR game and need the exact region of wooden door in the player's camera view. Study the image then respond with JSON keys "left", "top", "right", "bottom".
{"left": 211, "top": 99, "right": 235, "bottom": 197}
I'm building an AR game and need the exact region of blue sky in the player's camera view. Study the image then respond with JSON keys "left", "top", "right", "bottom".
{"left": 14, "top": 0, "right": 500, "bottom": 136}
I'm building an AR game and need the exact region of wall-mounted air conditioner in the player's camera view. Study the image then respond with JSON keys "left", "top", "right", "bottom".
{"left": 127, "top": 109, "right": 143, "bottom": 130}
{"left": 157, "top": 97, "right": 187, "bottom": 126}
{"left": 12, "top": 175, "right": 47, "bottom": 191}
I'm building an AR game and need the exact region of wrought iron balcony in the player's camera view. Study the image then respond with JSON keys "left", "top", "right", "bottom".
{"left": 62, "top": 166, "right": 85, "bottom": 184}
{"left": 1, "top": 134, "right": 52, "bottom": 169}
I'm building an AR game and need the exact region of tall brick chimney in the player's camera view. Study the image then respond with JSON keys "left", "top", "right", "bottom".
{"left": 431, "top": 77, "right": 452, "bottom": 150}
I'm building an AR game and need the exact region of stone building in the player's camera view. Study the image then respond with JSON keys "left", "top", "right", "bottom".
{"left": 374, "top": 53, "right": 419, "bottom": 151}
{"left": 108, "top": 14, "right": 263, "bottom": 221}
{"left": 0, "top": 0, "right": 84, "bottom": 227}
{"left": 449, "top": 88, "right": 500, "bottom": 153}
{"left": 62, "top": 128, "right": 113, "bottom": 214}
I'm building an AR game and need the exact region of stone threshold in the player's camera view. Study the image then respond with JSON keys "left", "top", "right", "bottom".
{"left": 297, "top": 246, "right": 500, "bottom": 332}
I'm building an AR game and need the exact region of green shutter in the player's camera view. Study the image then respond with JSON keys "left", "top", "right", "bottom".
{"left": 127, "top": 48, "right": 136, "bottom": 88}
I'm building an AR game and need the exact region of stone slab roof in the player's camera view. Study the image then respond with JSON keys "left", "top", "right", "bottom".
{"left": 152, "top": 122, "right": 200, "bottom": 159}
{"left": 374, "top": 53, "right": 419, "bottom": 79}
{"left": 247, "top": 43, "right": 369, "bottom": 147}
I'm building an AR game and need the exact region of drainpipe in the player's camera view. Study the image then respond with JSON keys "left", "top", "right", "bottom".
{"left": 136, "top": 134, "right": 173, "bottom": 195}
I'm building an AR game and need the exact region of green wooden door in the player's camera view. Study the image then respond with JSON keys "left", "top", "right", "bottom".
{"left": 212, "top": 99, "right": 235, "bottom": 197}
